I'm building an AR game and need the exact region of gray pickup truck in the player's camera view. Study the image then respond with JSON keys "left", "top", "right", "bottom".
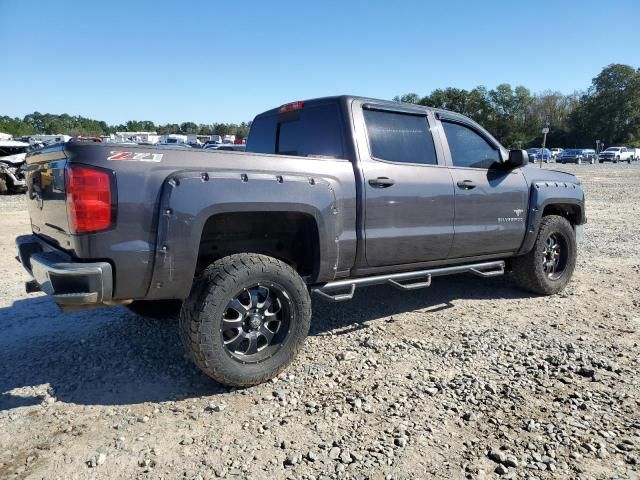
{"left": 16, "top": 96, "right": 585, "bottom": 386}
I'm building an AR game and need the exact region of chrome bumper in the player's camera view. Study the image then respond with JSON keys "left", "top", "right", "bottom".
{"left": 16, "top": 235, "right": 113, "bottom": 308}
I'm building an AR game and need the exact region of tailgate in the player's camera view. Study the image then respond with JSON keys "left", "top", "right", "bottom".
{"left": 24, "top": 144, "right": 72, "bottom": 249}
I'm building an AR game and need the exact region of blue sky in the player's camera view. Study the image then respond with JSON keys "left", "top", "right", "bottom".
{"left": 1, "top": 0, "right": 638, "bottom": 125}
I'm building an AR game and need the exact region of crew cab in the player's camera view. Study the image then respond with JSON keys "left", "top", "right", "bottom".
{"left": 558, "top": 148, "right": 597, "bottom": 164}
{"left": 16, "top": 96, "right": 585, "bottom": 386}
{"left": 599, "top": 146, "right": 633, "bottom": 163}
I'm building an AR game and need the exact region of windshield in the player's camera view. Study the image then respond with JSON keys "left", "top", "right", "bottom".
{"left": 526, "top": 148, "right": 538, "bottom": 153}
{"left": 563, "top": 149, "right": 579, "bottom": 154}
{"left": 604, "top": 147, "right": 620, "bottom": 152}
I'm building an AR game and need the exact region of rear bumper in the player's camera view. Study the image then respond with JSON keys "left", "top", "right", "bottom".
{"left": 16, "top": 235, "right": 113, "bottom": 308}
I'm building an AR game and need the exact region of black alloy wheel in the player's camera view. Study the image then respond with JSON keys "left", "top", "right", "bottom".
{"left": 221, "top": 284, "right": 291, "bottom": 363}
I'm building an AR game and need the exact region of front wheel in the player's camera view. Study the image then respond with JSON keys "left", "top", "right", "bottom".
{"left": 511, "top": 215, "right": 577, "bottom": 295}
{"left": 180, "top": 254, "right": 311, "bottom": 386}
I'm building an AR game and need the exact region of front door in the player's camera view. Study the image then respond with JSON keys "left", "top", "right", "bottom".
{"left": 357, "top": 105, "right": 455, "bottom": 267}
{"left": 439, "top": 120, "right": 528, "bottom": 258}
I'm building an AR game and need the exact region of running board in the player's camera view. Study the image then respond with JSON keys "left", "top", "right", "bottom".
{"left": 311, "top": 260, "right": 505, "bottom": 302}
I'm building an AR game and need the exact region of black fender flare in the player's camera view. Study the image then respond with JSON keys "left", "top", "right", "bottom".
{"left": 517, "top": 181, "right": 585, "bottom": 255}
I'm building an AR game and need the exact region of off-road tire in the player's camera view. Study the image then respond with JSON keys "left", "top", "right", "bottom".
{"left": 126, "top": 300, "right": 182, "bottom": 320}
{"left": 179, "top": 253, "right": 311, "bottom": 386}
{"left": 0, "top": 176, "right": 8, "bottom": 194}
{"left": 511, "top": 215, "right": 577, "bottom": 295}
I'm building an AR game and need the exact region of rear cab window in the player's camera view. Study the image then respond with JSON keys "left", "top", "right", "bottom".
{"left": 246, "top": 102, "right": 345, "bottom": 159}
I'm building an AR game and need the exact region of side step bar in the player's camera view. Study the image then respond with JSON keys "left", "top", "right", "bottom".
{"left": 311, "top": 260, "right": 505, "bottom": 302}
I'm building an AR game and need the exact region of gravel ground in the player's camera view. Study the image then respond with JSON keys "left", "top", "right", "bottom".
{"left": 0, "top": 163, "right": 638, "bottom": 480}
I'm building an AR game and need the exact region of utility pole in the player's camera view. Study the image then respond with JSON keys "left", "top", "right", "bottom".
{"left": 540, "top": 127, "right": 549, "bottom": 168}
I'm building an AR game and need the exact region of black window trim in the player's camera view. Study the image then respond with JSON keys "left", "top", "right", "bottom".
{"left": 362, "top": 104, "right": 443, "bottom": 168}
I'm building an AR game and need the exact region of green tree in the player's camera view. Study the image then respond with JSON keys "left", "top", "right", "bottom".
{"left": 570, "top": 64, "right": 640, "bottom": 147}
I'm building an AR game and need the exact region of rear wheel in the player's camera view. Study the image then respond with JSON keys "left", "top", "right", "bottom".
{"left": 0, "top": 177, "right": 7, "bottom": 194}
{"left": 511, "top": 215, "right": 577, "bottom": 295}
{"left": 180, "top": 253, "right": 311, "bottom": 386}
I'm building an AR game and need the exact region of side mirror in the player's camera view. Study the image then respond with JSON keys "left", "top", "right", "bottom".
{"left": 508, "top": 149, "right": 529, "bottom": 168}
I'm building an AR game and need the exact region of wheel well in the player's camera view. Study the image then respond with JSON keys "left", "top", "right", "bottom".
{"left": 542, "top": 204, "right": 580, "bottom": 226}
{"left": 197, "top": 212, "right": 320, "bottom": 281}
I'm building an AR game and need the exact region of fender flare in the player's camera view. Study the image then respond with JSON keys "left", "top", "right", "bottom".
{"left": 517, "top": 181, "right": 585, "bottom": 255}
{"left": 144, "top": 170, "right": 344, "bottom": 300}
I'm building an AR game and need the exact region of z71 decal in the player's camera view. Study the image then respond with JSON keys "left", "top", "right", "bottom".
{"left": 107, "top": 151, "right": 163, "bottom": 162}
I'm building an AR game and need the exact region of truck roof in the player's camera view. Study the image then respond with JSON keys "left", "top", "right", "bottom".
{"left": 254, "top": 95, "right": 447, "bottom": 118}
{"left": 253, "top": 95, "right": 505, "bottom": 155}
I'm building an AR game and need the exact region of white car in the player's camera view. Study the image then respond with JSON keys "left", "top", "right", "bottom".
{"left": 550, "top": 148, "right": 563, "bottom": 160}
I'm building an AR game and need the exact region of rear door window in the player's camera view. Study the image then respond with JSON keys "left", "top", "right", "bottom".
{"left": 363, "top": 109, "right": 438, "bottom": 165}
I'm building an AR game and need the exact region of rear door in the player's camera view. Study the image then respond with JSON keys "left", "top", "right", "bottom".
{"left": 353, "top": 102, "right": 455, "bottom": 267}
{"left": 438, "top": 118, "right": 528, "bottom": 258}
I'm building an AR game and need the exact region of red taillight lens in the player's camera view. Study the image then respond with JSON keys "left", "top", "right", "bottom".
{"left": 278, "top": 101, "right": 303, "bottom": 113}
{"left": 66, "top": 164, "right": 113, "bottom": 234}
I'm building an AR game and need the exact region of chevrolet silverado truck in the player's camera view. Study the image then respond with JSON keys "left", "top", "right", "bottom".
{"left": 598, "top": 146, "right": 633, "bottom": 163}
{"left": 16, "top": 96, "right": 585, "bottom": 386}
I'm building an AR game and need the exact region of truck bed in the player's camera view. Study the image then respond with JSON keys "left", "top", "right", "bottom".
{"left": 24, "top": 143, "right": 358, "bottom": 300}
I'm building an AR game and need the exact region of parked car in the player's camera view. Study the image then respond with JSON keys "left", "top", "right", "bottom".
{"left": 628, "top": 148, "right": 640, "bottom": 161}
{"left": 204, "top": 144, "right": 246, "bottom": 152}
{"left": 599, "top": 146, "right": 634, "bottom": 163}
{"left": 0, "top": 140, "right": 29, "bottom": 194}
{"left": 550, "top": 148, "right": 563, "bottom": 160}
{"left": 16, "top": 95, "right": 585, "bottom": 387}
{"left": 558, "top": 148, "right": 597, "bottom": 164}
{"left": 526, "top": 148, "right": 552, "bottom": 163}
{"left": 155, "top": 143, "right": 193, "bottom": 149}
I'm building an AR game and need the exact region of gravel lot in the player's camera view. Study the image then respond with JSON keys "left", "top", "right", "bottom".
{"left": 0, "top": 163, "right": 638, "bottom": 480}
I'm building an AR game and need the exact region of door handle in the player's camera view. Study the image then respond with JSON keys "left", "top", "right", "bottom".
{"left": 368, "top": 177, "right": 395, "bottom": 188}
{"left": 456, "top": 179, "right": 476, "bottom": 189}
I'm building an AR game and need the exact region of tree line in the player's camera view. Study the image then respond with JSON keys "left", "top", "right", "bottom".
{"left": 0, "top": 113, "right": 251, "bottom": 140}
{"left": 2, "top": 64, "right": 638, "bottom": 148}
{"left": 393, "top": 63, "right": 640, "bottom": 149}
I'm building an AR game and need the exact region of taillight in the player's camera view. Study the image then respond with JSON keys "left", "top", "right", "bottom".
{"left": 66, "top": 164, "right": 113, "bottom": 234}
{"left": 278, "top": 101, "right": 303, "bottom": 113}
